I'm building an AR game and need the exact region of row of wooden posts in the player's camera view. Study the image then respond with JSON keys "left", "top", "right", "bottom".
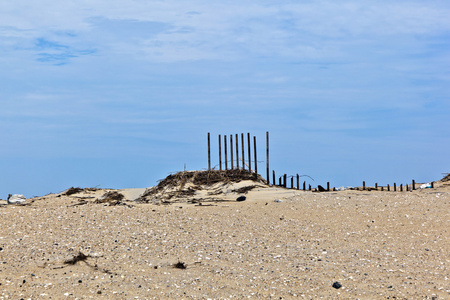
{"left": 207, "top": 132, "right": 427, "bottom": 191}
{"left": 207, "top": 132, "right": 270, "bottom": 182}
{"left": 274, "top": 177, "right": 430, "bottom": 191}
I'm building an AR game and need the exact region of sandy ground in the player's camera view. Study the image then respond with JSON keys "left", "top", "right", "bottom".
{"left": 0, "top": 180, "right": 449, "bottom": 299}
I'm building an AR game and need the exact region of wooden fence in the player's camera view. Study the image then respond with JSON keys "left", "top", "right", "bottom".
{"left": 207, "top": 132, "right": 429, "bottom": 192}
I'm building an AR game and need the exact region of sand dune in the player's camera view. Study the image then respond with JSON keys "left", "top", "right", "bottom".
{"left": 0, "top": 172, "right": 449, "bottom": 299}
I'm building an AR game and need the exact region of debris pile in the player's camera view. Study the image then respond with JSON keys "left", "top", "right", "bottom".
{"left": 138, "top": 169, "right": 267, "bottom": 204}
{"left": 95, "top": 191, "right": 126, "bottom": 206}
{"left": 440, "top": 173, "right": 450, "bottom": 182}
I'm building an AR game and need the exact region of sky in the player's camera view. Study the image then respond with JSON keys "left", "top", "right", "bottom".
{"left": 1, "top": 0, "right": 449, "bottom": 197}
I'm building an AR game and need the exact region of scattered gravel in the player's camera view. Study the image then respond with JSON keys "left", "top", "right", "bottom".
{"left": 0, "top": 184, "right": 449, "bottom": 299}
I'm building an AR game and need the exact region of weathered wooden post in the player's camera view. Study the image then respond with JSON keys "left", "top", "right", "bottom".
{"left": 266, "top": 132, "right": 269, "bottom": 184}
{"left": 241, "top": 133, "right": 245, "bottom": 170}
{"left": 308, "top": 184, "right": 311, "bottom": 191}
{"left": 296, "top": 174, "right": 299, "bottom": 190}
{"left": 283, "top": 174, "right": 287, "bottom": 188}
{"left": 224, "top": 135, "right": 228, "bottom": 170}
{"left": 394, "top": 183, "right": 397, "bottom": 191}
{"left": 207, "top": 132, "right": 211, "bottom": 170}
{"left": 327, "top": 182, "right": 330, "bottom": 191}
{"left": 279, "top": 177, "right": 282, "bottom": 186}
{"left": 253, "top": 136, "right": 257, "bottom": 174}
{"left": 290, "top": 177, "right": 294, "bottom": 189}
{"left": 363, "top": 181, "right": 366, "bottom": 190}
{"left": 247, "top": 133, "right": 251, "bottom": 171}
{"left": 303, "top": 181, "right": 306, "bottom": 191}
{"left": 218, "top": 134, "right": 222, "bottom": 171}
{"left": 406, "top": 184, "right": 409, "bottom": 191}
{"left": 375, "top": 183, "right": 378, "bottom": 189}
{"left": 273, "top": 170, "right": 275, "bottom": 186}
{"left": 400, "top": 184, "right": 403, "bottom": 191}
{"left": 230, "top": 135, "right": 234, "bottom": 169}
{"left": 387, "top": 184, "right": 390, "bottom": 191}
{"left": 235, "top": 134, "right": 239, "bottom": 169}
{"left": 431, "top": 181, "right": 434, "bottom": 188}
{"left": 412, "top": 180, "right": 415, "bottom": 190}
{"left": 381, "top": 186, "right": 384, "bottom": 191}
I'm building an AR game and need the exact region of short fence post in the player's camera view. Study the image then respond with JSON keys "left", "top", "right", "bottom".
{"left": 381, "top": 186, "right": 384, "bottom": 191}
{"left": 406, "top": 184, "right": 409, "bottom": 191}
{"left": 279, "top": 177, "right": 282, "bottom": 186}
{"left": 387, "top": 184, "right": 390, "bottom": 191}
{"left": 327, "top": 182, "right": 330, "bottom": 191}
{"left": 291, "top": 177, "right": 294, "bottom": 189}
{"left": 303, "top": 181, "right": 306, "bottom": 191}
{"left": 308, "top": 184, "right": 311, "bottom": 191}
{"left": 431, "top": 181, "right": 434, "bottom": 188}
{"left": 412, "top": 180, "right": 415, "bottom": 190}
{"left": 283, "top": 174, "right": 287, "bottom": 188}
{"left": 363, "top": 181, "right": 366, "bottom": 190}
{"left": 273, "top": 170, "right": 276, "bottom": 186}
{"left": 218, "top": 134, "right": 222, "bottom": 171}
{"left": 400, "top": 184, "right": 403, "bottom": 191}
{"left": 375, "top": 183, "right": 378, "bottom": 189}
{"left": 296, "top": 174, "right": 299, "bottom": 190}
{"left": 394, "top": 183, "right": 396, "bottom": 191}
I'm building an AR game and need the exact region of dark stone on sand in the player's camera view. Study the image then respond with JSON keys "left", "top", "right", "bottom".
{"left": 332, "top": 281, "right": 342, "bottom": 289}
{"left": 236, "top": 196, "right": 246, "bottom": 202}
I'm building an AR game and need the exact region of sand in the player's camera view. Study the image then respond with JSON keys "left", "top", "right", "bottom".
{"left": 0, "top": 177, "right": 449, "bottom": 299}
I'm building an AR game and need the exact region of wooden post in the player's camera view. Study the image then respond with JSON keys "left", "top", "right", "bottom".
{"left": 400, "top": 184, "right": 403, "bottom": 191}
{"left": 303, "top": 181, "right": 306, "bottom": 191}
{"left": 283, "top": 174, "right": 287, "bottom": 188}
{"left": 394, "top": 183, "right": 396, "bottom": 191}
{"left": 327, "top": 182, "right": 330, "bottom": 191}
{"left": 279, "top": 177, "right": 282, "bottom": 186}
{"left": 224, "top": 135, "right": 228, "bottom": 170}
{"left": 431, "top": 181, "right": 434, "bottom": 188}
{"left": 235, "top": 134, "right": 239, "bottom": 169}
{"left": 387, "top": 184, "right": 390, "bottom": 191}
{"left": 266, "top": 132, "right": 269, "bottom": 184}
{"left": 375, "top": 183, "right": 378, "bottom": 189}
{"left": 363, "top": 181, "right": 365, "bottom": 190}
{"left": 230, "top": 135, "right": 233, "bottom": 169}
{"left": 247, "top": 133, "right": 251, "bottom": 172}
{"left": 218, "top": 134, "right": 222, "bottom": 171}
{"left": 296, "top": 174, "right": 299, "bottom": 190}
{"left": 241, "top": 133, "right": 245, "bottom": 170}
{"left": 412, "top": 180, "right": 415, "bottom": 190}
{"left": 207, "top": 132, "right": 211, "bottom": 170}
{"left": 381, "top": 186, "right": 383, "bottom": 191}
{"left": 291, "top": 177, "right": 294, "bottom": 189}
{"left": 308, "top": 184, "right": 311, "bottom": 191}
{"left": 253, "top": 136, "right": 257, "bottom": 174}
{"left": 273, "top": 170, "right": 275, "bottom": 186}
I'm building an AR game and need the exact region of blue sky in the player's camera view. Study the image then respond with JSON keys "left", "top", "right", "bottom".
{"left": 1, "top": 0, "right": 449, "bottom": 197}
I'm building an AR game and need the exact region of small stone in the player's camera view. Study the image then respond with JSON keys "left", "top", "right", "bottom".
{"left": 236, "top": 196, "right": 246, "bottom": 202}
{"left": 332, "top": 282, "right": 342, "bottom": 289}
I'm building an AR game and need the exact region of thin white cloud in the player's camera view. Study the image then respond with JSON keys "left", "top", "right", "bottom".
{"left": 1, "top": 1, "right": 449, "bottom": 63}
